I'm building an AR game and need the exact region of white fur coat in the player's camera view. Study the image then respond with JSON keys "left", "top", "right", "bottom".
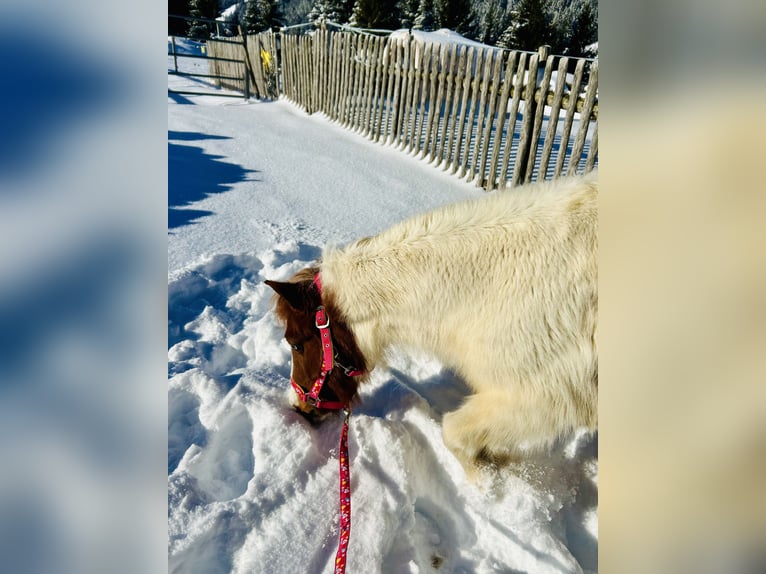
{"left": 320, "top": 174, "right": 597, "bottom": 469}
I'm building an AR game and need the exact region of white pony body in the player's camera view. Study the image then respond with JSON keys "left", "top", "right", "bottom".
{"left": 320, "top": 174, "right": 598, "bottom": 470}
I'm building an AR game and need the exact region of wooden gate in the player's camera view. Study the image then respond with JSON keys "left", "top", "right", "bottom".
{"left": 168, "top": 14, "right": 252, "bottom": 100}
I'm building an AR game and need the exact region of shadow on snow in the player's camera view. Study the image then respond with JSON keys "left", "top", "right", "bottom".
{"left": 168, "top": 130, "right": 255, "bottom": 230}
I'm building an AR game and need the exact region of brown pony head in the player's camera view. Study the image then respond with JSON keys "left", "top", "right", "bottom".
{"left": 265, "top": 268, "right": 367, "bottom": 422}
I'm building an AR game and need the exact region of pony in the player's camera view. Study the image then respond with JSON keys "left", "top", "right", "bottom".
{"left": 266, "top": 173, "right": 597, "bottom": 475}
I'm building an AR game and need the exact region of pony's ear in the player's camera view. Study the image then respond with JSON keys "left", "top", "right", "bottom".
{"left": 265, "top": 280, "right": 306, "bottom": 311}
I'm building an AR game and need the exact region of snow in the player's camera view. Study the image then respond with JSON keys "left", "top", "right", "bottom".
{"left": 168, "top": 72, "right": 597, "bottom": 573}
{"left": 217, "top": 4, "right": 239, "bottom": 22}
{"left": 390, "top": 28, "right": 502, "bottom": 52}
{"left": 168, "top": 37, "right": 207, "bottom": 57}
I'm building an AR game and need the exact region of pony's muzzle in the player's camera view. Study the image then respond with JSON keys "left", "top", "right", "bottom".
{"left": 290, "top": 391, "right": 332, "bottom": 424}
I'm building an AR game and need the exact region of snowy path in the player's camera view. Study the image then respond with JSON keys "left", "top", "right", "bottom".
{"left": 168, "top": 86, "right": 597, "bottom": 573}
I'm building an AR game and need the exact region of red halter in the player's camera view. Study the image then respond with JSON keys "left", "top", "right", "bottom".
{"left": 287, "top": 273, "right": 361, "bottom": 574}
{"left": 289, "top": 273, "right": 365, "bottom": 410}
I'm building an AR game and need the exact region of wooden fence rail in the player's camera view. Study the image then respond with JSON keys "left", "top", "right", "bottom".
{"left": 207, "top": 26, "right": 598, "bottom": 190}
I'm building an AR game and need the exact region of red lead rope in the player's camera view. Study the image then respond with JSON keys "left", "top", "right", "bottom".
{"left": 334, "top": 413, "right": 351, "bottom": 574}
{"left": 291, "top": 274, "right": 358, "bottom": 573}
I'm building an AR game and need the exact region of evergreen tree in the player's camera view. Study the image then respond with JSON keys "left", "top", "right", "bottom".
{"left": 434, "top": 0, "right": 474, "bottom": 35}
{"left": 471, "top": 0, "right": 513, "bottom": 44}
{"left": 498, "top": 0, "right": 551, "bottom": 51}
{"left": 545, "top": 0, "right": 575, "bottom": 54}
{"left": 188, "top": 0, "right": 219, "bottom": 38}
{"left": 308, "top": 0, "right": 355, "bottom": 25}
{"left": 495, "top": 19, "right": 516, "bottom": 49}
{"left": 308, "top": 0, "right": 354, "bottom": 24}
{"left": 566, "top": 0, "right": 597, "bottom": 56}
{"left": 398, "top": 0, "right": 421, "bottom": 29}
{"left": 308, "top": 0, "right": 342, "bottom": 24}
{"left": 244, "top": 0, "right": 266, "bottom": 32}
{"left": 349, "top": 0, "right": 400, "bottom": 29}
{"left": 244, "top": 0, "right": 282, "bottom": 33}
{"left": 281, "top": 0, "right": 314, "bottom": 26}
{"left": 169, "top": 0, "right": 191, "bottom": 36}
{"left": 414, "top": 0, "right": 437, "bottom": 31}
{"left": 340, "top": 0, "right": 358, "bottom": 23}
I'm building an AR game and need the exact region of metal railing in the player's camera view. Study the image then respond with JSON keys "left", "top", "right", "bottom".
{"left": 168, "top": 14, "right": 250, "bottom": 99}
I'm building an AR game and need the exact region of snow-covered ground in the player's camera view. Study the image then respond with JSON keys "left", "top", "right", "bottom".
{"left": 168, "top": 37, "right": 210, "bottom": 77}
{"left": 168, "top": 72, "right": 598, "bottom": 573}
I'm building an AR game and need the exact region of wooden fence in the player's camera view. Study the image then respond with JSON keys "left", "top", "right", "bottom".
{"left": 208, "top": 26, "right": 597, "bottom": 190}
{"left": 169, "top": 14, "right": 256, "bottom": 99}
{"left": 207, "top": 30, "right": 279, "bottom": 100}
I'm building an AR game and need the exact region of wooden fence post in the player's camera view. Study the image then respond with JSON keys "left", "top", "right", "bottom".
{"left": 554, "top": 58, "right": 585, "bottom": 178}
{"left": 568, "top": 60, "right": 598, "bottom": 176}
{"left": 537, "top": 56, "right": 568, "bottom": 179}
{"left": 486, "top": 50, "right": 517, "bottom": 190}
{"left": 512, "top": 51, "right": 540, "bottom": 185}
{"left": 475, "top": 49, "right": 503, "bottom": 188}
{"left": 171, "top": 36, "right": 178, "bottom": 73}
{"left": 237, "top": 27, "right": 251, "bottom": 100}
{"left": 451, "top": 46, "right": 474, "bottom": 175}
{"left": 525, "top": 47, "right": 555, "bottom": 181}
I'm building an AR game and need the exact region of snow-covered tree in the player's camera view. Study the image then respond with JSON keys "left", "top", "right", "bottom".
{"left": 495, "top": 19, "right": 515, "bottom": 49}
{"left": 308, "top": 0, "right": 341, "bottom": 24}
{"left": 188, "top": 0, "right": 219, "bottom": 38}
{"left": 244, "top": 0, "right": 266, "bottom": 31}
{"left": 244, "top": 0, "right": 282, "bottom": 33}
{"left": 434, "top": 0, "right": 474, "bottom": 35}
{"left": 349, "top": 0, "right": 400, "bottom": 29}
{"left": 497, "top": 0, "right": 551, "bottom": 51}
{"left": 281, "top": 0, "right": 314, "bottom": 25}
{"left": 566, "top": 0, "right": 597, "bottom": 57}
{"left": 397, "top": 0, "right": 421, "bottom": 29}
{"left": 308, "top": 0, "right": 354, "bottom": 24}
{"left": 472, "top": 0, "right": 514, "bottom": 45}
{"left": 414, "top": 0, "right": 437, "bottom": 31}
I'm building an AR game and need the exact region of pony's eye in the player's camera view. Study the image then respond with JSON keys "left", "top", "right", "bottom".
{"left": 291, "top": 343, "right": 304, "bottom": 353}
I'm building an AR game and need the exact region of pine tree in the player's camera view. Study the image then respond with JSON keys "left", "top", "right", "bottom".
{"left": 308, "top": 0, "right": 341, "bottom": 24}
{"left": 398, "top": 0, "right": 421, "bottom": 29}
{"left": 567, "top": 0, "right": 597, "bottom": 57}
{"left": 473, "top": 0, "right": 513, "bottom": 46}
{"left": 281, "top": 0, "right": 315, "bottom": 26}
{"left": 188, "top": 0, "right": 219, "bottom": 38}
{"left": 244, "top": 0, "right": 281, "bottom": 33}
{"left": 544, "top": 0, "right": 574, "bottom": 54}
{"left": 499, "top": 0, "right": 551, "bottom": 51}
{"left": 434, "top": 0, "right": 474, "bottom": 35}
{"left": 349, "top": 0, "right": 400, "bottom": 29}
{"left": 340, "top": 0, "right": 357, "bottom": 23}
{"left": 495, "top": 19, "right": 516, "bottom": 49}
{"left": 414, "top": 0, "right": 437, "bottom": 31}
{"left": 244, "top": 1, "right": 265, "bottom": 32}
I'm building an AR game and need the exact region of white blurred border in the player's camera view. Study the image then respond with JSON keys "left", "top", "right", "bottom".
{"left": 600, "top": 0, "right": 766, "bottom": 571}
{"left": 0, "top": 1, "right": 166, "bottom": 573}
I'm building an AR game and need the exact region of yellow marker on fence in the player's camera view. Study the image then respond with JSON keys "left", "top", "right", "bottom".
{"left": 260, "top": 48, "right": 271, "bottom": 71}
